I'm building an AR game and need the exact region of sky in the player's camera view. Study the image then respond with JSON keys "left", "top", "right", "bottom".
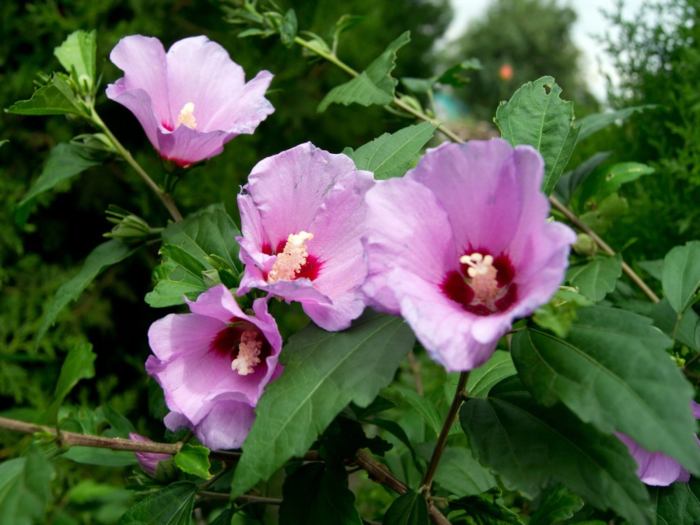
{"left": 444, "top": 0, "right": 646, "bottom": 101}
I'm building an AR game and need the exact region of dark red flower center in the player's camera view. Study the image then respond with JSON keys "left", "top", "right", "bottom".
{"left": 210, "top": 317, "right": 271, "bottom": 375}
{"left": 441, "top": 248, "right": 518, "bottom": 316}
{"left": 261, "top": 236, "right": 322, "bottom": 281}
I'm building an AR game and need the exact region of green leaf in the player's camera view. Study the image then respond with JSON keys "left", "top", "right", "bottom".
{"left": 319, "top": 32, "right": 410, "bottom": 112}
{"left": 449, "top": 494, "right": 523, "bottom": 524}
{"left": 384, "top": 385, "right": 442, "bottom": 437}
{"left": 279, "top": 463, "right": 362, "bottom": 525}
{"left": 145, "top": 203, "right": 240, "bottom": 307}
{"left": 6, "top": 74, "right": 84, "bottom": 116}
{"left": 0, "top": 450, "right": 54, "bottom": 525}
{"left": 383, "top": 490, "right": 429, "bottom": 525}
{"left": 495, "top": 76, "right": 579, "bottom": 195}
{"left": 575, "top": 162, "right": 654, "bottom": 206}
{"left": 554, "top": 151, "right": 611, "bottom": 204}
{"left": 54, "top": 30, "right": 97, "bottom": 93}
{"left": 650, "top": 299, "right": 700, "bottom": 351}
{"left": 118, "top": 482, "right": 196, "bottom": 525}
{"left": 62, "top": 447, "right": 136, "bottom": 467}
{"left": 433, "top": 447, "right": 496, "bottom": 496}
{"left": 655, "top": 479, "right": 700, "bottom": 525}
{"left": 38, "top": 240, "right": 133, "bottom": 341}
{"left": 467, "top": 350, "right": 517, "bottom": 398}
{"left": 577, "top": 105, "right": 651, "bottom": 141}
{"left": 529, "top": 485, "right": 584, "bottom": 525}
{"left": 47, "top": 342, "right": 95, "bottom": 421}
{"left": 173, "top": 444, "right": 210, "bottom": 480}
{"left": 231, "top": 312, "right": 415, "bottom": 497}
{"left": 662, "top": 241, "right": 700, "bottom": 314}
{"left": 460, "top": 381, "right": 653, "bottom": 524}
{"left": 17, "top": 142, "right": 103, "bottom": 218}
{"left": 512, "top": 306, "right": 700, "bottom": 476}
{"left": 532, "top": 288, "right": 592, "bottom": 338}
{"left": 345, "top": 122, "right": 435, "bottom": 180}
{"left": 567, "top": 254, "right": 622, "bottom": 302}
{"left": 279, "top": 9, "right": 297, "bottom": 47}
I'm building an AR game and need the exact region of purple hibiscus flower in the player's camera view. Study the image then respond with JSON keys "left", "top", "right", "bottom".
{"left": 237, "top": 142, "right": 374, "bottom": 331}
{"left": 106, "top": 35, "right": 274, "bottom": 167}
{"left": 617, "top": 401, "right": 700, "bottom": 486}
{"left": 128, "top": 432, "right": 171, "bottom": 476}
{"left": 363, "top": 139, "right": 575, "bottom": 371}
{"left": 146, "top": 285, "right": 282, "bottom": 450}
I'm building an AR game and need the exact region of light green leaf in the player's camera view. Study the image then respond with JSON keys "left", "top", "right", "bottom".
{"left": 433, "top": 447, "right": 496, "bottom": 496}
{"left": 231, "top": 313, "right": 415, "bottom": 497}
{"left": 279, "top": 464, "right": 362, "bottom": 525}
{"left": 577, "top": 105, "right": 651, "bottom": 141}
{"left": 650, "top": 299, "right": 700, "bottom": 351}
{"left": 460, "top": 380, "right": 653, "bottom": 525}
{"left": 576, "top": 162, "right": 654, "bottom": 206}
{"left": 173, "top": 444, "right": 210, "bottom": 480}
{"left": 384, "top": 385, "right": 442, "bottom": 437}
{"left": 383, "top": 490, "right": 429, "bottom": 525}
{"left": 118, "top": 482, "right": 196, "bottom": 525}
{"left": 145, "top": 204, "right": 240, "bottom": 307}
{"left": 512, "top": 306, "right": 700, "bottom": 476}
{"left": 495, "top": 76, "right": 579, "bottom": 195}
{"left": 279, "top": 9, "right": 297, "bottom": 47}
{"left": 47, "top": 342, "right": 96, "bottom": 421}
{"left": 0, "top": 450, "right": 54, "bottom": 525}
{"left": 467, "top": 350, "right": 516, "bottom": 398}
{"left": 38, "top": 240, "right": 133, "bottom": 341}
{"left": 62, "top": 447, "right": 136, "bottom": 467}
{"left": 54, "top": 30, "right": 97, "bottom": 93}
{"left": 319, "top": 32, "right": 410, "bottom": 112}
{"left": 7, "top": 74, "right": 83, "bottom": 116}
{"left": 346, "top": 122, "right": 435, "bottom": 179}
{"left": 532, "top": 288, "right": 592, "bottom": 338}
{"left": 662, "top": 241, "right": 700, "bottom": 314}
{"left": 529, "top": 485, "right": 584, "bottom": 525}
{"left": 567, "top": 254, "right": 622, "bottom": 302}
{"left": 17, "top": 142, "right": 103, "bottom": 219}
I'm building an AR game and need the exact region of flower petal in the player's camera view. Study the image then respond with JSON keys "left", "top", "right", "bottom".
{"left": 193, "top": 394, "right": 255, "bottom": 450}
{"left": 156, "top": 125, "right": 229, "bottom": 166}
{"left": 302, "top": 291, "right": 366, "bottom": 331}
{"left": 148, "top": 313, "right": 224, "bottom": 362}
{"left": 105, "top": 85, "right": 161, "bottom": 151}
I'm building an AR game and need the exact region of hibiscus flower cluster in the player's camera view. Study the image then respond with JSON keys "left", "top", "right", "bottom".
{"left": 109, "top": 35, "right": 692, "bottom": 488}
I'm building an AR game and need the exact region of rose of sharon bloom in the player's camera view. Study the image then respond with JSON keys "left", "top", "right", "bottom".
{"left": 146, "top": 285, "right": 282, "bottom": 450}
{"left": 617, "top": 401, "right": 700, "bottom": 486}
{"left": 363, "top": 139, "right": 575, "bottom": 371}
{"left": 237, "top": 142, "right": 374, "bottom": 331}
{"left": 106, "top": 35, "right": 274, "bottom": 166}
{"left": 128, "top": 432, "right": 171, "bottom": 476}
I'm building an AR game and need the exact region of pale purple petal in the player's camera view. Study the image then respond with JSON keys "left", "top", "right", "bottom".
{"left": 302, "top": 292, "right": 366, "bottom": 331}
{"left": 193, "top": 394, "right": 255, "bottom": 450}
{"left": 186, "top": 283, "right": 245, "bottom": 323}
{"left": 207, "top": 70, "right": 274, "bottom": 134}
{"left": 129, "top": 433, "right": 171, "bottom": 476}
{"left": 617, "top": 433, "right": 688, "bottom": 486}
{"left": 148, "top": 313, "right": 224, "bottom": 362}
{"left": 156, "top": 125, "right": 230, "bottom": 167}
{"left": 105, "top": 85, "right": 161, "bottom": 150}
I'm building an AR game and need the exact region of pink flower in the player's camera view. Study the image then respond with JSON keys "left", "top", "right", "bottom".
{"left": 363, "top": 139, "right": 575, "bottom": 371}
{"left": 106, "top": 35, "right": 274, "bottom": 167}
{"left": 237, "top": 142, "right": 374, "bottom": 331}
{"left": 617, "top": 401, "right": 700, "bottom": 486}
{"left": 128, "top": 432, "right": 171, "bottom": 476}
{"left": 146, "top": 285, "right": 282, "bottom": 450}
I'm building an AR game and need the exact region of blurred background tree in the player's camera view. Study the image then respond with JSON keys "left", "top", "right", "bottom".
{"left": 445, "top": 0, "right": 595, "bottom": 118}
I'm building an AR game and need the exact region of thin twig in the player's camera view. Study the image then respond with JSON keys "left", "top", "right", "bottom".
{"left": 421, "top": 372, "right": 469, "bottom": 492}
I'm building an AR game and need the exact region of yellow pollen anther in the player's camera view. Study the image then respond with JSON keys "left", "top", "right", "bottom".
{"left": 177, "top": 102, "right": 197, "bottom": 129}
{"left": 231, "top": 329, "right": 262, "bottom": 375}
{"left": 267, "top": 231, "right": 314, "bottom": 283}
{"left": 460, "top": 252, "right": 499, "bottom": 303}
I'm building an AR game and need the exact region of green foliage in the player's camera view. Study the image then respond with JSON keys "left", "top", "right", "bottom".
{"left": 231, "top": 312, "right": 414, "bottom": 497}
{"left": 345, "top": 122, "right": 436, "bottom": 179}
{"left": 466, "top": 350, "right": 516, "bottom": 399}
{"left": 118, "top": 482, "right": 196, "bottom": 525}
{"left": 513, "top": 306, "right": 700, "bottom": 474}
{"left": 319, "top": 31, "right": 410, "bottom": 111}
{"left": 532, "top": 288, "right": 592, "bottom": 338}
{"left": 529, "top": 485, "right": 583, "bottom": 525}
{"left": 47, "top": 342, "right": 96, "bottom": 421}
{"left": 449, "top": 493, "right": 523, "bottom": 524}
{"left": 146, "top": 203, "right": 240, "bottom": 307}
{"left": 383, "top": 490, "right": 429, "bottom": 525}
{"left": 460, "top": 380, "right": 653, "bottom": 524}
{"left": 54, "top": 30, "right": 97, "bottom": 95}
{"left": 0, "top": 450, "right": 54, "bottom": 525}
{"left": 662, "top": 241, "right": 700, "bottom": 314}
{"left": 37, "top": 239, "right": 133, "bottom": 341}
{"left": 577, "top": 106, "right": 651, "bottom": 142}
{"left": 495, "top": 76, "right": 579, "bottom": 194}
{"left": 574, "top": 162, "right": 654, "bottom": 209}
{"left": 173, "top": 444, "right": 211, "bottom": 480}
{"left": 433, "top": 447, "right": 496, "bottom": 497}
{"left": 6, "top": 74, "right": 86, "bottom": 116}
{"left": 655, "top": 480, "right": 700, "bottom": 525}
{"left": 566, "top": 254, "right": 622, "bottom": 302}
{"left": 279, "top": 463, "right": 362, "bottom": 525}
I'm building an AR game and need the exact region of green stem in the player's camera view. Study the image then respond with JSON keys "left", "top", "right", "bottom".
{"left": 91, "top": 109, "right": 183, "bottom": 222}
